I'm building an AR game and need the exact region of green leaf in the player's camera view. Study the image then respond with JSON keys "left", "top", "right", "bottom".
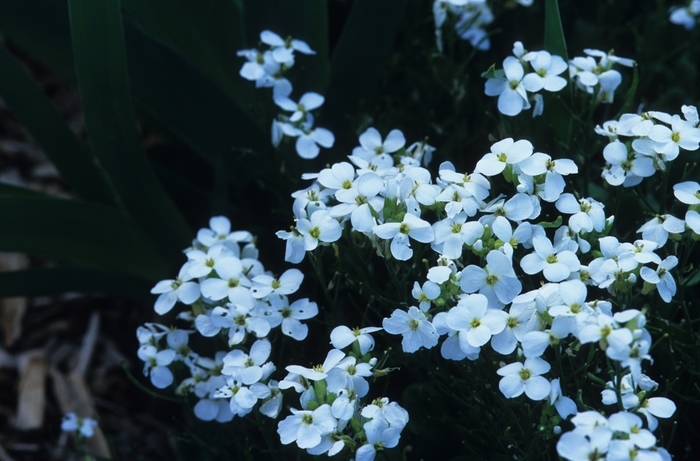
{"left": 0, "top": 183, "right": 43, "bottom": 196}
{"left": 1, "top": 0, "right": 268, "bottom": 185}
{"left": 0, "top": 44, "right": 115, "bottom": 205}
{"left": 543, "top": 0, "right": 568, "bottom": 61}
{"left": 0, "top": 0, "right": 76, "bottom": 81}
{"left": 539, "top": 215, "right": 563, "bottom": 228}
{"left": 123, "top": 20, "right": 270, "bottom": 181}
{"left": 68, "top": 0, "right": 191, "bottom": 265}
{"left": 543, "top": 0, "right": 573, "bottom": 147}
{"left": 0, "top": 267, "right": 152, "bottom": 300}
{"left": 121, "top": 0, "right": 253, "bottom": 107}
{"left": 616, "top": 63, "right": 639, "bottom": 119}
{"left": 0, "top": 196, "right": 170, "bottom": 280}
{"left": 324, "top": 0, "right": 408, "bottom": 145}
{"left": 481, "top": 64, "right": 504, "bottom": 80}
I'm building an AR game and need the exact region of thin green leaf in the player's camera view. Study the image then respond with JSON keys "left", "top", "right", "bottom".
{"left": 0, "top": 267, "right": 152, "bottom": 299}
{"left": 616, "top": 64, "right": 639, "bottom": 119}
{"left": 544, "top": 0, "right": 568, "bottom": 61}
{"left": 0, "top": 44, "right": 115, "bottom": 205}
{"left": 0, "top": 0, "right": 76, "bottom": 81}
{"left": 1, "top": 0, "right": 268, "bottom": 184}
{"left": 68, "top": 0, "right": 191, "bottom": 265}
{"left": 0, "top": 183, "right": 42, "bottom": 196}
{"left": 121, "top": 0, "right": 253, "bottom": 108}
{"left": 324, "top": 0, "right": 408, "bottom": 146}
{"left": 0, "top": 196, "right": 169, "bottom": 280}
{"left": 123, "top": 20, "right": 270, "bottom": 181}
{"left": 543, "top": 0, "right": 573, "bottom": 147}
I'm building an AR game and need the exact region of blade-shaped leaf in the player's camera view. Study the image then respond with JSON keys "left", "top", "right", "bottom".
{"left": 68, "top": 0, "right": 191, "bottom": 264}
{"left": 0, "top": 0, "right": 269, "bottom": 185}
{"left": 0, "top": 44, "right": 115, "bottom": 205}
{"left": 124, "top": 20, "right": 270, "bottom": 181}
{"left": 121, "top": 0, "right": 253, "bottom": 108}
{"left": 544, "top": 0, "right": 568, "bottom": 61}
{"left": 323, "top": 0, "right": 408, "bottom": 146}
{"left": 543, "top": 0, "right": 573, "bottom": 146}
{"left": 0, "top": 183, "right": 42, "bottom": 196}
{"left": 0, "top": 267, "right": 152, "bottom": 300}
{"left": 0, "top": 196, "right": 170, "bottom": 280}
{"left": 0, "top": 0, "right": 75, "bottom": 81}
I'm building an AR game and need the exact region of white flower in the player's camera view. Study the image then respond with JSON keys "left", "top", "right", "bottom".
{"left": 196, "top": 216, "right": 253, "bottom": 248}
{"left": 638, "top": 396, "right": 676, "bottom": 431}
{"left": 200, "top": 257, "right": 255, "bottom": 309}
{"left": 522, "top": 316, "right": 576, "bottom": 358}
{"left": 475, "top": 137, "right": 534, "bottom": 176}
{"left": 277, "top": 297, "right": 319, "bottom": 340}
{"left": 330, "top": 325, "right": 382, "bottom": 354}
{"left": 461, "top": 250, "right": 522, "bottom": 308}
{"left": 214, "top": 372, "right": 264, "bottom": 417}
{"left": 637, "top": 214, "right": 685, "bottom": 247}
{"left": 221, "top": 339, "right": 271, "bottom": 384}
{"left": 518, "top": 152, "right": 578, "bottom": 202}
{"left": 446, "top": 293, "right": 507, "bottom": 348}
{"left": 496, "top": 357, "right": 551, "bottom": 400}
{"left": 431, "top": 214, "right": 484, "bottom": 259}
{"left": 641, "top": 256, "right": 678, "bottom": 303}
{"left": 274, "top": 92, "right": 324, "bottom": 123}
{"left": 260, "top": 30, "right": 315, "bottom": 64}
{"left": 411, "top": 280, "right": 441, "bottom": 311}
{"left": 352, "top": 127, "right": 406, "bottom": 165}
{"left": 137, "top": 345, "right": 176, "bottom": 388}
{"left": 150, "top": 263, "right": 200, "bottom": 315}
{"left": 251, "top": 268, "right": 304, "bottom": 299}
{"left": 602, "top": 140, "right": 655, "bottom": 187}
{"left": 61, "top": 413, "right": 98, "bottom": 438}
{"left": 648, "top": 114, "right": 700, "bottom": 159}
{"left": 382, "top": 306, "right": 439, "bottom": 353}
{"left": 286, "top": 349, "right": 348, "bottom": 382}
{"left": 555, "top": 194, "right": 606, "bottom": 233}
{"left": 549, "top": 378, "right": 577, "bottom": 419}
{"left": 330, "top": 172, "right": 385, "bottom": 233}
{"left": 522, "top": 51, "right": 568, "bottom": 93}
{"left": 485, "top": 56, "right": 530, "bottom": 116}
{"left": 276, "top": 228, "right": 306, "bottom": 264}
{"left": 608, "top": 412, "right": 656, "bottom": 449}
{"left": 670, "top": 1, "right": 700, "bottom": 30}
{"left": 373, "top": 213, "right": 434, "bottom": 261}
{"left": 521, "top": 235, "right": 581, "bottom": 282}
{"left": 278, "top": 405, "right": 338, "bottom": 450}
{"left": 296, "top": 210, "right": 343, "bottom": 251}
{"left": 673, "top": 180, "right": 700, "bottom": 204}
{"left": 556, "top": 425, "right": 612, "bottom": 461}
{"left": 280, "top": 121, "right": 335, "bottom": 159}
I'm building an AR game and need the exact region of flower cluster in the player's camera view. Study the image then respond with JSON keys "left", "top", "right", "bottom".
{"left": 556, "top": 410, "right": 672, "bottom": 461}
{"left": 276, "top": 326, "right": 409, "bottom": 460}
{"left": 141, "top": 216, "right": 406, "bottom": 460}
{"left": 433, "top": 1, "right": 533, "bottom": 52}
{"left": 484, "top": 41, "right": 567, "bottom": 116}
{"left": 237, "top": 30, "right": 334, "bottom": 159}
{"left": 669, "top": 0, "right": 700, "bottom": 29}
{"left": 569, "top": 49, "right": 635, "bottom": 104}
{"left": 596, "top": 105, "right": 700, "bottom": 187}
{"left": 140, "top": 216, "right": 318, "bottom": 422}
{"left": 280, "top": 123, "right": 681, "bottom": 456}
